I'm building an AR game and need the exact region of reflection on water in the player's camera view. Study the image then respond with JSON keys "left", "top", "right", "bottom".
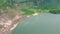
{"left": 12, "top": 13, "right": 60, "bottom": 34}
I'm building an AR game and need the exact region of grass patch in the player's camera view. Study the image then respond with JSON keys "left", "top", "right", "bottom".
{"left": 21, "top": 8, "right": 35, "bottom": 15}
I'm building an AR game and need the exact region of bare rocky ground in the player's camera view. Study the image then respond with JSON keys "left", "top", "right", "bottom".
{"left": 0, "top": 9, "right": 27, "bottom": 34}
{"left": 0, "top": 8, "right": 39, "bottom": 34}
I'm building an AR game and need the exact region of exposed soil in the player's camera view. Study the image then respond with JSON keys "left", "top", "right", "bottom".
{"left": 0, "top": 9, "right": 27, "bottom": 34}
{"left": 0, "top": 8, "right": 39, "bottom": 34}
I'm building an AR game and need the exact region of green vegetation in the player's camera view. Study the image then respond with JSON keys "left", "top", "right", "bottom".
{"left": 0, "top": 0, "right": 7, "bottom": 9}
{"left": 21, "top": 8, "right": 35, "bottom": 14}
{"left": 0, "top": 0, "right": 60, "bottom": 14}
{"left": 49, "top": 10, "right": 60, "bottom": 14}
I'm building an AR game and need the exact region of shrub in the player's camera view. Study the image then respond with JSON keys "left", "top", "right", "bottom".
{"left": 49, "top": 10, "right": 60, "bottom": 14}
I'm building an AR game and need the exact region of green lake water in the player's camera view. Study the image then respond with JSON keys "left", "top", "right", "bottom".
{"left": 12, "top": 13, "right": 60, "bottom": 34}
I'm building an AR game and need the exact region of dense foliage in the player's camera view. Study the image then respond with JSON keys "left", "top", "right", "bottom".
{"left": 49, "top": 10, "right": 60, "bottom": 14}
{"left": 0, "top": 0, "right": 60, "bottom": 14}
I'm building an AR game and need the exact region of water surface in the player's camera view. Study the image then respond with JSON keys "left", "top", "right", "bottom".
{"left": 12, "top": 13, "right": 60, "bottom": 34}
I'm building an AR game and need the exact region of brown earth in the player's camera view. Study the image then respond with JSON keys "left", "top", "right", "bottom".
{"left": 0, "top": 8, "right": 28, "bottom": 34}
{"left": 0, "top": 8, "right": 39, "bottom": 34}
